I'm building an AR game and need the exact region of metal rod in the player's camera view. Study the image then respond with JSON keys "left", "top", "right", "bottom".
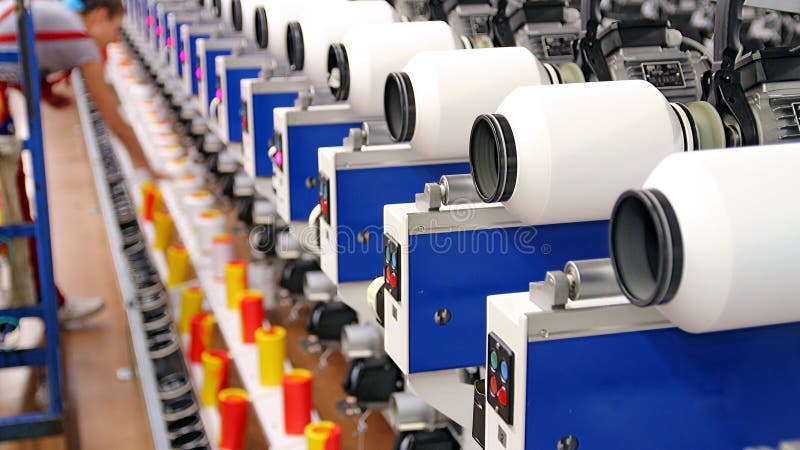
{"left": 16, "top": 0, "right": 65, "bottom": 416}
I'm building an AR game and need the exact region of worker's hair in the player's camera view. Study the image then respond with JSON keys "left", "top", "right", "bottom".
{"left": 64, "top": 0, "right": 125, "bottom": 17}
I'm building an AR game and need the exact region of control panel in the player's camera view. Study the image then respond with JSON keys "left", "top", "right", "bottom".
{"left": 487, "top": 332, "right": 514, "bottom": 425}
{"left": 318, "top": 172, "right": 330, "bottom": 224}
{"left": 383, "top": 234, "right": 401, "bottom": 302}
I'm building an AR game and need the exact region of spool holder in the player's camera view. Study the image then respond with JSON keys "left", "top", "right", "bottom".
{"left": 529, "top": 259, "right": 621, "bottom": 311}
{"left": 415, "top": 174, "right": 482, "bottom": 211}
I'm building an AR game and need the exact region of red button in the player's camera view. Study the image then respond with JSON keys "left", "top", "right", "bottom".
{"left": 385, "top": 267, "right": 397, "bottom": 288}
{"left": 489, "top": 376, "right": 498, "bottom": 396}
{"left": 498, "top": 387, "right": 508, "bottom": 406}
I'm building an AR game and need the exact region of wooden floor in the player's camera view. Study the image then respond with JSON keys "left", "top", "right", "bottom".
{"left": 0, "top": 86, "right": 152, "bottom": 450}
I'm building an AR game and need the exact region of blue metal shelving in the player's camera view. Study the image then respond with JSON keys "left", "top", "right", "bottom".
{"left": 0, "top": 0, "right": 64, "bottom": 441}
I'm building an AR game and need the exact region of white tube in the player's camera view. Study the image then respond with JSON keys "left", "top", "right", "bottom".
{"left": 386, "top": 47, "right": 552, "bottom": 158}
{"left": 195, "top": 209, "right": 226, "bottom": 254}
{"left": 331, "top": 21, "right": 457, "bottom": 116}
{"left": 255, "top": 0, "right": 342, "bottom": 59}
{"left": 239, "top": 0, "right": 270, "bottom": 40}
{"left": 290, "top": 1, "right": 396, "bottom": 88}
{"left": 611, "top": 144, "right": 800, "bottom": 333}
{"left": 183, "top": 190, "right": 214, "bottom": 219}
{"left": 470, "top": 80, "right": 684, "bottom": 225}
{"left": 220, "top": 0, "right": 235, "bottom": 27}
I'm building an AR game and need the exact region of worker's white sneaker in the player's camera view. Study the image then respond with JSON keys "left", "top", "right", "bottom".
{"left": 58, "top": 297, "right": 105, "bottom": 327}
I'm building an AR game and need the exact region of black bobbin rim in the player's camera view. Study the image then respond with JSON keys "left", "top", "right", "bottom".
{"left": 255, "top": 6, "right": 268, "bottom": 48}
{"left": 286, "top": 21, "right": 304, "bottom": 70}
{"left": 231, "top": 0, "right": 243, "bottom": 31}
{"left": 383, "top": 72, "right": 416, "bottom": 142}
{"left": 468, "top": 113, "right": 517, "bottom": 203}
{"left": 610, "top": 188, "right": 684, "bottom": 307}
{"left": 327, "top": 43, "right": 350, "bottom": 101}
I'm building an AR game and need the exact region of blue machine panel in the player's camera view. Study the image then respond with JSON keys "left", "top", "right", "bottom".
{"left": 407, "top": 222, "right": 608, "bottom": 372}
{"left": 285, "top": 122, "right": 360, "bottom": 221}
{"left": 147, "top": 5, "right": 158, "bottom": 48}
{"left": 187, "top": 33, "right": 209, "bottom": 95}
{"left": 157, "top": 10, "right": 171, "bottom": 54}
{"left": 171, "top": 20, "right": 191, "bottom": 77}
{"left": 223, "top": 67, "right": 260, "bottom": 143}
{"left": 250, "top": 92, "right": 299, "bottom": 177}
{"left": 167, "top": 22, "right": 191, "bottom": 78}
{"left": 525, "top": 323, "right": 800, "bottom": 449}
{"left": 202, "top": 48, "right": 233, "bottom": 112}
{"left": 333, "top": 162, "right": 470, "bottom": 284}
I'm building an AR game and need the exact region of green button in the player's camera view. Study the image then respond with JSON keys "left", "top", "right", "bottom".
{"left": 490, "top": 351, "right": 498, "bottom": 370}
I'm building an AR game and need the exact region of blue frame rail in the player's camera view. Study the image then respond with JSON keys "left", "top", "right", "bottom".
{"left": 0, "top": 0, "right": 65, "bottom": 441}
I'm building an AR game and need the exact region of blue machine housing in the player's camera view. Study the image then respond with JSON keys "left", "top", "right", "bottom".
{"left": 283, "top": 122, "right": 360, "bottom": 221}
{"left": 249, "top": 92, "right": 299, "bottom": 177}
{"left": 523, "top": 323, "right": 800, "bottom": 449}
{"left": 220, "top": 66, "right": 260, "bottom": 143}
{"left": 186, "top": 32, "right": 210, "bottom": 95}
{"left": 168, "top": 18, "right": 193, "bottom": 78}
{"left": 330, "top": 163, "right": 470, "bottom": 283}
{"left": 407, "top": 222, "right": 608, "bottom": 372}
{"left": 201, "top": 47, "right": 233, "bottom": 112}
{"left": 147, "top": 4, "right": 159, "bottom": 49}
{"left": 157, "top": 8, "right": 172, "bottom": 54}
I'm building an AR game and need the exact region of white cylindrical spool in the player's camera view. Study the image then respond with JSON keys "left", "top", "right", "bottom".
{"left": 195, "top": 209, "right": 226, "bottom": 254}
{"left": 183, "top": 190, "right": 214, "bottom": 219}
{"left": 252, "top": 0, "right": 323, "bottom": 57}
{"left": 153, "top": 131, "right": 180, "bottom": 147}
{"left": 239, "top": 0, "right": 270, "bottom": 40}
{"left": 385, "top": 47, "right": 552, "bottom": 158}
{"left": 164, "top": 157, "right": 192, "bottom": 178}
{"left": 289, "top": 1, "right": 396, "bottom": 88}
{"left": 146, "top": 118, "right": 172, "bottom": 134}
{"left": 211, "top": 234, "right": 234, "bottom": 280}
{"left": 470, "top": 80, "right": 683, "bottom": 225}
{"left": 250, "top": 0, "right": 346, "bottom": 56}
{"left": 157, "top": 144, "right": 184, "bottom": 163}
{"left": 248, "top": 260, "right": 277, "bottom": 308}
{"left": 330, "top": 21, "right": 457, "bottom": 116}
{"left": 610, "top": 144, "right": 800, "bottom": 333}
{"left": 174, "top": 173, "right": 204, "bottom": 198}
{"left": 220, "top": 0, "right": 236, "bottom": 28}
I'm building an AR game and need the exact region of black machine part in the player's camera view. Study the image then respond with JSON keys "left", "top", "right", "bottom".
{"left": 495, "top": 0, "right": 574, "bottom": 47}
{"left": 306, "top": 301, "right": 358, "bottom": 341}
{"left": 279, "top": 258, "right": 320, "bottom": 293}
{"left": 343, "top": 355, "right": 405, "bottom": 403}
{"left": 236, "top": 196, "right": 255, "bottom": 226}
{"left": 393, "top": 429, "right": 460, "bottom": 450}
{"left": 250, "top": 222, "right": 278, "bottom": 256}
{"left": 221, "top": 172, "right": 236, "bottom": 198}
{"left": 701, "top": 0, "right": 800, "bottom": 147}
{"left": 578, "top": 0, "right": 613, "bottom": 81}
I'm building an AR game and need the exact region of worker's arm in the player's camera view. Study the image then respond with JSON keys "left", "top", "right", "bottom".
{"left": 78, "top": 60, "right": 150, "bottom": 171}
